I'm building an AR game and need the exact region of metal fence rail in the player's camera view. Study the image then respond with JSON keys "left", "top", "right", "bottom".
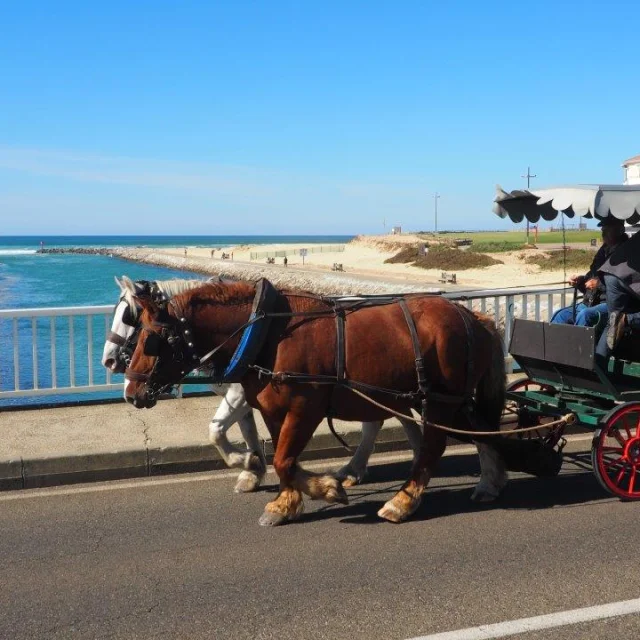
{"left": 249, "top": 244, "right": 345, "bottom": 260}
{"left": 0, "top": 286, "right": 572, "bottom": 403}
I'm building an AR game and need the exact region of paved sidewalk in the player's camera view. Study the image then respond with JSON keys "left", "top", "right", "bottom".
{"left": 0, "top": 394, "right": 412, "bottom": 490}
{"left": 0, "top": 374, "right": 528, "bottom": 491}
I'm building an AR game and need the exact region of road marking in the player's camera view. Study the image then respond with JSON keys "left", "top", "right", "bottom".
{"left": 0, "top": 433, "right": 594, "bottom": 503}
{"left": 407, "top": 598, "right": 640, "bottom": 639}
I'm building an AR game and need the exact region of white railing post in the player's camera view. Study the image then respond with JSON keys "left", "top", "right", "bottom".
{"left": 13, "top": 318, "right": 19, "bottom": 391}
{"left": 32, "top": 317, "right": 38, "bottom": 389}
{"left": 69, "top": 317, "right": 75, "bottom": 387}
{"left": 504, "top": 295, "right": 515, "bottom": 354}
{"left": 87, "top": 315, "right": 94, "bottom": 386}
{"left": 50, "top": 317, "right": 57, "bottom": 388}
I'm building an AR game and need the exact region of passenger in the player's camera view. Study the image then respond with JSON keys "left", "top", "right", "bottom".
{"left": 551, "top": 217, "right": 628, "bottom": 327}
{"left": 596, "top": 228, "right": 640, "bottom": 357}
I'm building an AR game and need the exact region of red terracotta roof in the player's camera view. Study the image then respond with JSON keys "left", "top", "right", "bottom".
{"left": 622, "top": 154, "right": 640, "bottom": 167}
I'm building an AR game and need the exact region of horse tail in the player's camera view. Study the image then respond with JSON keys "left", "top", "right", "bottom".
{"left": 473, "top": 313, "right": 505, "bottom": 429}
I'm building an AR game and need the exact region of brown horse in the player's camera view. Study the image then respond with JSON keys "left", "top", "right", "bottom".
{"left": 124, "top": 280, "right": 507, "bottom": 526}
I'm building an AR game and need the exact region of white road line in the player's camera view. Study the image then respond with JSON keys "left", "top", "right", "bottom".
{"left": 407, "top": 598, "right": 640, "bottom": 640}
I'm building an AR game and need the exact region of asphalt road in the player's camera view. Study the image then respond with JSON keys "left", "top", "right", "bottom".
{"left": 1, "top": 442, "right": 639, "bottom": 640}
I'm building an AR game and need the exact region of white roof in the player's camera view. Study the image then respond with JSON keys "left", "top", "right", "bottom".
{"left": 493, "top": 184, "right": 640, "bottom": 225}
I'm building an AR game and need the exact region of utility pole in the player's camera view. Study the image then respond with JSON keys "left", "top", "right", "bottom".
{"left": 521, "top": 166, "right": 536, "bottom": 244}
{"left": 434, "top": 192, "right": 440, "bottom": 233}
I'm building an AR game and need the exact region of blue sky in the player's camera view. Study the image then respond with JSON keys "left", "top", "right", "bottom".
{"left": 1, "top": 1, "right": 639, "bottom": 235}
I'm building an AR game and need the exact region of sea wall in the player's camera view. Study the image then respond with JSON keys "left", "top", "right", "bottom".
{"left": 39, "top": 247, "right": 442, "bottom": 296}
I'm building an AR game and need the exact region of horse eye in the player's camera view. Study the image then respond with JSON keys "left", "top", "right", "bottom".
{"left": 143, "top": 333, "right": 162, "bottom": 356}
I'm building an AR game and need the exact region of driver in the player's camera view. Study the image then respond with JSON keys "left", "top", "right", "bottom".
{"left": 550, "top": 217, "right": 627, "bottom": 327}
{"left": 596, "top": 227, "right": 640, "bottom": 357}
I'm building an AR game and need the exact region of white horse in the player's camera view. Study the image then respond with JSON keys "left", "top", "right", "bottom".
{"left": 101, "top": 277, "right": 442, "bottom": 495}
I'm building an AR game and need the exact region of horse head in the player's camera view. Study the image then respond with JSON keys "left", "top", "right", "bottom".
{"left": 101, "top": 276, "right": 148, "bottom": 374}
{"left": 123, "top": 293, "right": 196, "bottom": 408}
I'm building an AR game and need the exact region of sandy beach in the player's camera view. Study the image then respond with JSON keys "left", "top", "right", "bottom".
{"left": 155, "top": 234, "right": 585, "bottom": 291}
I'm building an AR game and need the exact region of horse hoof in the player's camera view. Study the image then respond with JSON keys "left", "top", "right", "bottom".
{"left": 470, "top": 489, "right": 499, "bottom": 503}
{"left": 377, "top": 501, "right": 406, "bottom": 523}
{"left": 340, "top": 475, "right": 359, "bottom": 488}
{"left": 325, "top": 480, "right": 349, "bottom": 505}
{"left": 259, "top": 511, "right": 288, "bottom": 527}
{"left": 234, "top": 470, "right": 262, "bottom": 493}
{"left": 335, "top": 465, "right": 365, "bottom": 488}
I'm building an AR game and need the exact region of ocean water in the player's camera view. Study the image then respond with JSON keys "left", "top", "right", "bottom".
{"left": 0, "top": 235, "right": 353, "bottom": 407}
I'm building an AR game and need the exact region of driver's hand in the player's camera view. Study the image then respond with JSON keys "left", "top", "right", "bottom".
{"left": 585, "top": 278, "right": 599, "bottom": 290}
{"left": 568, "top": 275, "right": 584, "bottom": 287}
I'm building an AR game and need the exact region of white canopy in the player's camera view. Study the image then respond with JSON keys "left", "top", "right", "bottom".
{"left": 493, "top": 184, "right": 640, "bottom": 225}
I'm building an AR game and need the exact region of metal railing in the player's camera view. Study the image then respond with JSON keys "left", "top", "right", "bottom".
{"left": 0, "top": 285, "right": 571, "bottom": 403}
{"left": 0, "top": 305, "right": 119, "bottom": 399}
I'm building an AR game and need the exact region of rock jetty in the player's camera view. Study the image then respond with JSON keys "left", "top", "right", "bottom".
{"left": 37, "top": 247, "right": 442, "bottom": 296}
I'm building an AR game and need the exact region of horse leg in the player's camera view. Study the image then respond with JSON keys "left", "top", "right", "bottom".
{"left": 400, "top": 416, "right": 424, "bottom": 463}
{"left": 208, "top": 385, "right": 264, "bottom": 491}
{"left": 335, "top": 421, "right": 383, "bottom": 487}
{"left": 335, "top": 416, "right": 423, "bottom": 488}
{"left": 470, "top": 439, "right": 507, "bottom": 503}
{"left": 234, "top": 412, "right": 268, "bottom": 493}
{"left": 378, "top": 424, "right": 446, "bottom": 523}
{"left": 260, "top": 412, "right": 348, "bottom": 527}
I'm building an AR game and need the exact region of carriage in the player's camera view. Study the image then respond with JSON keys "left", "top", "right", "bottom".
{"left": 494, "top": 184, "right": 640, "bottom": 500}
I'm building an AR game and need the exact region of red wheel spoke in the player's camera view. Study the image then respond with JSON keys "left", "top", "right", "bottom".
{"left": 615, "top": 467, "right": 628, "bottom": 485}
{"left": 604, "top": 456, "right": 628, "bottom": 471}
{"left": 629, "top": 470, "right": 637, "bottom": 495}
{"left": 612, "top": 430, "right": 628, "bottom": 447}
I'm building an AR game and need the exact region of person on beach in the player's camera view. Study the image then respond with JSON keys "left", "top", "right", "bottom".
{"left": 550, "top": 217, "right": 627, "bottom": 327}
{"left": 211, "top": 249, "right": 215, "bottom": 258}
{"left": 284, "top": 256, "right": 288, "bottom": 267}
{"left": 184, "top": 248, "right": 187, "bottom": 257}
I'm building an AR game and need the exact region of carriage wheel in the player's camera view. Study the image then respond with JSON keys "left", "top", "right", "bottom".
{"left": 504, "top": 378, "right": 556, "bottom": 441}
{"left": 592, "top": 403, "right": 640, "bottom": 501}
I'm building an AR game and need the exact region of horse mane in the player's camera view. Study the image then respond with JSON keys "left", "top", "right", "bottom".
{"left": 173, "top": 280, "right": 257, "bottom": 310}
{"left": 122, "top": 278, "right": 215, "bottom": 317}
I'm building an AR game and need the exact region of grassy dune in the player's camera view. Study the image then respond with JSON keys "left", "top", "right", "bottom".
{"left": 418, "top": 230, "right": 600, "bottom": 244}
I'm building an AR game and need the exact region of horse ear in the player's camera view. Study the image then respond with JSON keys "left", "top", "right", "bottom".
{"left": 121, "top": 276, "right": 136, "bottom": 294}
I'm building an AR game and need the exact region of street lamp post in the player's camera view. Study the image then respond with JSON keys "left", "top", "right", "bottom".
{"left": 521, "top": 166, "right": 536, "bottom": 244}
{"left": 434, "top": 192, "right": 440, "bottom": 233}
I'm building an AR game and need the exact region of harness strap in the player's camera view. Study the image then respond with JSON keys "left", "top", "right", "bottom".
{"left": 397, "top": 298, "right": 430, "bottom": 428}
{"left": 335, "top": 309, "right": 346, "bottom": 382}
{"left": 450, "top": 303, "right": 475, "bottom": 400}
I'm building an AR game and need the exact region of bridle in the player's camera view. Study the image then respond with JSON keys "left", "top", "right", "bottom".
{"left": 124, "top": 297, "right": 204, "bottom": 402}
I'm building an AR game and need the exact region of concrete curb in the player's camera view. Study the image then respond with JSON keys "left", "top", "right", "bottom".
{"left": 0, "top": 425, "right": 414, "bottom": 491}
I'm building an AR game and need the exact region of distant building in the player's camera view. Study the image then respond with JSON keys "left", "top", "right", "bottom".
{"left": 391, "top": 226, "right": 402, "bottom": 235}
{"left": 622, "top": 154, "right": 640, "bottom": 185}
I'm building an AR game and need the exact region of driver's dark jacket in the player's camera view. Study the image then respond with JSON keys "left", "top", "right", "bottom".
{"left": 579, "top": 235, "right": 629, "bottom": 305}
{"left": 599, "top": 232, "right": 640, "bottom": 300}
